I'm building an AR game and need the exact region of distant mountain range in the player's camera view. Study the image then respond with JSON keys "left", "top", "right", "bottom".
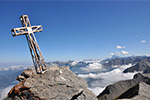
{"left": 101, "top": 55, "right": 150, "bottom": 68}
{"left": 47, "top": 55, "right": 150, "bottom": 74}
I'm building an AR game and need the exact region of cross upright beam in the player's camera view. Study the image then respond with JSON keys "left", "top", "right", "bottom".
{"left": 11, "top": 15, "right": 47, "bottom": 74}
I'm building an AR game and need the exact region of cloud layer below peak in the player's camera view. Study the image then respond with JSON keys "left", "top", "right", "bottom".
{"left": 78, "top": 64, "right": 138, "bottom": 95}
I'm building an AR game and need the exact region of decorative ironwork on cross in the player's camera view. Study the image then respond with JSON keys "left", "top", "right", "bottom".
{"left": 11, "top": 15, "right": 47, "bottom": 74}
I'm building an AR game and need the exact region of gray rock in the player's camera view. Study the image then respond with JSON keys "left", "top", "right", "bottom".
{"left": 97, "top": 73, "right": 150, "bottom": 100}
{"left": 117, "top": 82, "right": 150, "bottom": 100}
{"left": 5, "top": 66, "right": 98, "bottom": 100}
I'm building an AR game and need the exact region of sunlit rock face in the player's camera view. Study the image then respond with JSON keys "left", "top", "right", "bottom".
{"left": 4, "top": 66, "right": 98, "bottom": 100}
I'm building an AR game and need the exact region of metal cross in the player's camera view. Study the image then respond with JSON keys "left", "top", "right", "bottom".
{"left": 11, "top": 15, "right": 47, "bottom": 74}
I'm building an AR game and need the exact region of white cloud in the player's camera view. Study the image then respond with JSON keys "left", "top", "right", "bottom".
{"left": 88, "top": 87, "right": 105, "bottom": 96}
{"left": 79, "top": 64, "right": 133, "bottom": 79}
{"left": 117, "top": 45, "right": 125, "bottom": 49}
{"left": 0, "top": 65, "right": 32, "bottom": 71}
{"left": 116, "top": 51, "right": 120, "bottom": 55}
{"left": 141, "top": 40, "right": 146, "bottom": 43}
{"left": 121, "top": 50, "right": 129, "bottom": 56}
{"left": 78, "top": 64, "right": 138, "bottom": 95}
{"left": 110, "top": 53, "right": 115, "bottom": 55}
{"left": 80, "top": 62, "right": 105, "bottom": 72}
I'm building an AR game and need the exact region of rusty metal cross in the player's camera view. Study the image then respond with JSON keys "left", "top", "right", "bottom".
{"left": 11, "top": 15, "right": 47, "bottom": 74}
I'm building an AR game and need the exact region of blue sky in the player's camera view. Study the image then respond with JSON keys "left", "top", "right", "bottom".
{"left": 0, "top": 0, "right": 150, "bottom": 66}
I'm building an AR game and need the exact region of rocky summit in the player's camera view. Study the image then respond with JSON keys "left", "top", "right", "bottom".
{"left": 4, "top": 66, "right": 98, "bottom": 100}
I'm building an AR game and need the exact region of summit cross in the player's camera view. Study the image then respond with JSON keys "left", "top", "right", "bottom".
{"left": 11, "top": 15, "right": 47, "bottom": 74}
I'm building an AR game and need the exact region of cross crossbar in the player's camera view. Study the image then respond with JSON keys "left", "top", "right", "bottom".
{"left": 11, "top": 15, "right": 47, "bottom": 74}
{"left": 11, "top": 25, "right": 42, "bottom": 37}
